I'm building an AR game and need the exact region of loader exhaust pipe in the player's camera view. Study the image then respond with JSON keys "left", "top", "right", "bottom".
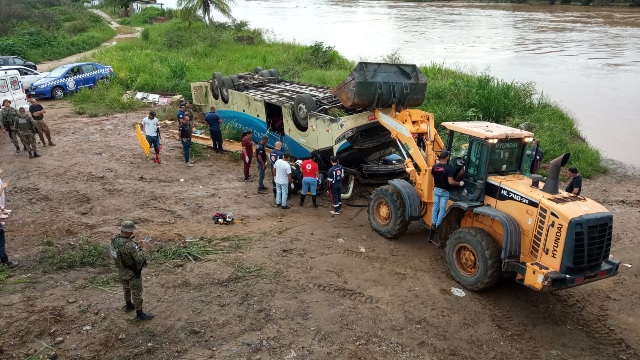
{"left": 542, "top": 153, "right": 571, "bottom": 195}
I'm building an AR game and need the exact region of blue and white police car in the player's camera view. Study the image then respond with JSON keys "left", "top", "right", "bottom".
{"left": 29, "top": 62, "right": 115, "bottom": 100}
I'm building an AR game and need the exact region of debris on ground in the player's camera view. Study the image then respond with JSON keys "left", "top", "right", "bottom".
{"left": 451, "top": 287, "right": 466, "bottom": 297}
{"left": 122, "top": 91, "right": 183, "bottom": 105}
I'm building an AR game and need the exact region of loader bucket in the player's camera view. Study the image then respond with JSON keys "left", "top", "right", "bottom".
{"left": 333, "top": 62, "right": 427, "bottom": 109}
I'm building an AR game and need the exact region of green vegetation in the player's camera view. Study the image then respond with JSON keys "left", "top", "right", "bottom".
{"left": 117, "top": 6, "right": 177, "bottom": 26}
{"left": 76, "top": 12, "right": 603, "bottom": 176}
{"left": 0, "top": 0, "right": 116, "bottom": 63}
{"left": 72, "top": 83, "right": 142, "bottom": 117}
{"left": 40, "top": 239, "right": 110, "bottom": 271}
{"left": 189, "top": 142, "right": 208, "bottom": 160}
{"left": 147, "top": 236, "right": 249, "bottom": 263}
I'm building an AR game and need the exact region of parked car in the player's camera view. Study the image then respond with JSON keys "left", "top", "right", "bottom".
{"left": 29, "top": 62, "right": 115, "bottom": 100}
{"left": 0, "top": 56, "right": 37, "bottom": 71}
{"left": 0, "top": 66, "right": 49, "bottom": 92}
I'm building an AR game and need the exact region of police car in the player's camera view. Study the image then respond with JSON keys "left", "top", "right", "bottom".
{"left": 29, "top": 62, "right": 115, "bottom": 100}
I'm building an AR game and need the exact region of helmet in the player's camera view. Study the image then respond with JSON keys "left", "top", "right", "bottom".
{"left": 295, "top": 160, "right": 303, "bottom": 166}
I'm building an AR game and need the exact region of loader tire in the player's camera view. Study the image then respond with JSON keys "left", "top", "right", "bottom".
{"left": 368, "top": 185, "right": 409, "bottom": 239}
{"left": 220, "top": 76, "right": 233, "bottom": 104}
{"left": 293, "top": 94, "right": 316, "bottom": 130}
{"left": 211, "top": 72, "right": 222, "bottom": 100}
{"left": 445, "top": 227, "right": 502, "bottom": 291}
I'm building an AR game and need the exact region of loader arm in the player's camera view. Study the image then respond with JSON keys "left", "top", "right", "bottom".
{"left": 374, "top": 108, "right": 445, "bottom": 201}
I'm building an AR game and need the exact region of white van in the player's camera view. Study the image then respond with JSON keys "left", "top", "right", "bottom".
{"left": 0, "top": 69, "right": 28, "bottom": 109}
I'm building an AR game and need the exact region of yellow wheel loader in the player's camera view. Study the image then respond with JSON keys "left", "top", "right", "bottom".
{"left": 331, "top": 63, "right": 620, "bottom": 292}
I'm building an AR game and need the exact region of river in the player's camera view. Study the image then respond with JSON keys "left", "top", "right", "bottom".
{"left": 163, "top": 0, "right": 640, "bottom": 167}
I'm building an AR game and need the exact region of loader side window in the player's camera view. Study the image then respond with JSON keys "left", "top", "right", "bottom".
{"left": 466, "top": 139, "right": 488, "bottom": 181}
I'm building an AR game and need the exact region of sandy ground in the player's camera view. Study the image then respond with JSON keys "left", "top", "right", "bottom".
{"left": 0, "top": 101, "right": 638, "bottom": 360}
{"left": 37, "top": 10, "right": 142, "bottom": 72}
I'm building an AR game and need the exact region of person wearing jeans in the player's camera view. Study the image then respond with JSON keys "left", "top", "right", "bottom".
{"left": 430, "top": 150, "right": 463, "bottom": 239}
{"left": 299, "top": 155, "right": 319, "bottom": 208}
{"left": 255, "top": 136, "right": 268, "bottom": 192}
{"left": 179, "top": 116, "right": 193, "bottom": 167}
{"left": 0, "top": 222, "right": 17, "bottom": 267}
{"left": 274, "top": 153, "right": 293, "bottom": 209}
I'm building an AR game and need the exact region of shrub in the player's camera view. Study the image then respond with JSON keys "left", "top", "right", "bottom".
{"left": 63, "top": 20, "right": 91, "bottom": 35}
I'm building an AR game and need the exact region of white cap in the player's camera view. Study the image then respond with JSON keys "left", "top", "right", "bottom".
{"left": 295, "top": 160, "right": 303, "bottom": 166}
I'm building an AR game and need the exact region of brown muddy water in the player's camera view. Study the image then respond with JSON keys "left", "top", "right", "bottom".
{"left": 165, "top": 0, "right": 640, "bottom": 167}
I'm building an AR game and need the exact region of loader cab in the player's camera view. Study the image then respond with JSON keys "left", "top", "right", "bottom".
{"left": 441, "top": 122, "right": 534, "bottom": 203}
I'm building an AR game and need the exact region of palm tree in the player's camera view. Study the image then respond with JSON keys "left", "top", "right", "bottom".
{"left": 177, "top": 0, "right": 235, "bottom": 25}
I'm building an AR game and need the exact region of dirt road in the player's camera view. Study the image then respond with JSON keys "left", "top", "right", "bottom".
{"left": 0, "top": 102, "right": 638, "bottom": 359}
{"left": 37, "top": 10, "right": 142, "bottom": 72}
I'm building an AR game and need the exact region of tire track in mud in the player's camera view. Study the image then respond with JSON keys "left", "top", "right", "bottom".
{"left": 552, "top": 290, "right": 638, "bottom": 359}
{"left": 467, "top": 293, "right": 528, "bottom": 337}
{"left": 336, "top": 248, "right": 444, "bottom": 275}
{"left": 312, "top": 283, "right": 378, "bottom": 306}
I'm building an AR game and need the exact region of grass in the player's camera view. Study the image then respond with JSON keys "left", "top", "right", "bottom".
{"left": 76, "top": 15, "right": 605, "bottom": 177}
{"left": 147, "top": 236, "right": 250, "bottom": 264}
{"left": 0, "top": 2, "right": 116, "bottom": 63}
{"left": 40, "top": 239, "right": 110, "bottom": 271}
{"left": 189, "top": 142, "right": 208, "bottom": 160}
{"left": 141, "top": 327, "right": 157, "bottom": 337}
{"left": 225, "top": 263, "right": 284, "bottom": 284}
{"left": 71, "top": 82, "right": 144, "bottom": 117}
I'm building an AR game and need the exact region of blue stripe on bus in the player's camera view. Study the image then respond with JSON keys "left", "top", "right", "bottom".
{"left": 217, "top": 110, "right": 312, "bottom": 159}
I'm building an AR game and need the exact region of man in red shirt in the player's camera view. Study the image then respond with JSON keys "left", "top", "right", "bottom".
{"left": 299, "top": 155, "right": 319, "bottom": 207}
{"left": 241, "top": 130, "right": 253, "bottom": 181}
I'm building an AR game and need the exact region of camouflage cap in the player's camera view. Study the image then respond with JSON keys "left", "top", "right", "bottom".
{"left": 120, "top": 221, "right": 137, "bottom": 232}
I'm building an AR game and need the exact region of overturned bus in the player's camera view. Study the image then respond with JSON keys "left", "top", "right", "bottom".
{"left": 190, "top": 62, "right": 428, "bottom": 190}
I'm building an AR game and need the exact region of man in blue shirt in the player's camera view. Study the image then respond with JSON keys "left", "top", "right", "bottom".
{"left": 327, "top": 156, "right": 343, "bottom": 215}
{"left": 176, "top": 103, "right": 187, "bottom": 129}
{"left": 204, "top": 107, "right": 224, "bottom": 153}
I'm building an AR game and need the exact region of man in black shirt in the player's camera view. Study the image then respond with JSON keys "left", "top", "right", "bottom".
{"left": 179, "top": 116, "right": 193, "bottom": 167}
{"left": 256, "top": 136, "right": 268, "bottom": 193}
{"left": 565, "top": 167, "right": 582, "bottom": 195}
{"left": 431, "top": 150, "right": 464, "bottom": 237}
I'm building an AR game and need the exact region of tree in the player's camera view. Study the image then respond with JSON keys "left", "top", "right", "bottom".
{"left": 177, "top": 0, "right": 235, "bottom": 25}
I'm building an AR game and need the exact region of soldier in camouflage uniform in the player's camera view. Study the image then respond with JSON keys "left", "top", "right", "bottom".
{"left": 14, "top": 108, "right": 40, "bottom": 159}
{"left": 1, "top": 100, "right": 22, "bottom": 153}
{"left": 110, "top": 221, "right": 154, "bottom": 321}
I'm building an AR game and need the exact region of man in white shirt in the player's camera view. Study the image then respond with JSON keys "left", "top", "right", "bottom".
{"left": 274, "top": 153, "right": 293, "bottom": 209}
{"left": 141, "top": 111, "right": 161, "bottom": 163}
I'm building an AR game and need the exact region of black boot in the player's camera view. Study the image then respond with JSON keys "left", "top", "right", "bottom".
{"left": 15, "top": 147, "right": 20, "bottom": 153}
{"left": 123, "top": 302, "right": 135, "bottom": 312}
{"left": 299, "top": 194, "right": 305, "bottom": 207}
{"left": 312, "top": 195, "right": 317, "bottom": 208}
{"left": 429, "top": 224, "right": 437, "bottom": 240}
{"left": 28, "top": 151, "right": 33, "bottom": 159}
{"left": 136, "top": 309, "right": 154, "bottom": 320}
{"left": 33, "top": 152, "right": 40, "bottom": 158}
